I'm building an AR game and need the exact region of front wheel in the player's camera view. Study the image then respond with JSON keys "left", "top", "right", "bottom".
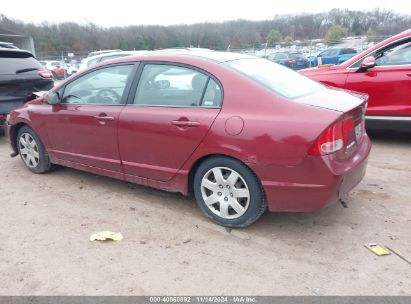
{"left": 17, "top": 126, "right": 51, "bottom": 174}
{"left": 193, "top": 156, "right": 266, "bottom": 228}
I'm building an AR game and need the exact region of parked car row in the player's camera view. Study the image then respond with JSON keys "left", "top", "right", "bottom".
{"left": 268, "top": 52, "right": 310, "bottom": 70}
{"left": 78, "top": 50, "right": 149, "bottom": 71}
{"left": 267, "top": 47, "right": 358, "bottom": 70}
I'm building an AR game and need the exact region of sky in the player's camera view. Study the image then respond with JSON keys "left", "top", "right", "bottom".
{"left": 2, "top": 0, "right": 411, "bottom": 27}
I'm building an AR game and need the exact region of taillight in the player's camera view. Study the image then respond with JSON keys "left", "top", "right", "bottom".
{"left": 342, "top": 115, "right": 355, "bottom": 145}
{"left": 308, "top": 115, "right": 356, "bottom": 156}
{"left": 38, "top": 70, "right": 53, "bottom": 79}
{"left": 287, "top": 58, "right": 296, "bottom": 63}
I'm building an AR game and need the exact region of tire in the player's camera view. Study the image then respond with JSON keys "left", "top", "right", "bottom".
{"left": 193, "top": 156, "right": 267, "bottom": 228}
{"left": 17, "top": 126, "right": 51, "bottom": 174}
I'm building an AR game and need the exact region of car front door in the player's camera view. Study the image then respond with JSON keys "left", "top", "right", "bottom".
{"left": 345, "top": 40, "right": 411, "bottom": 116}
{"left": 118, "top": 63, "right": 223, "bottom": 182}
{"left": 45, "top": 64, "right": 136, "bottom": 172}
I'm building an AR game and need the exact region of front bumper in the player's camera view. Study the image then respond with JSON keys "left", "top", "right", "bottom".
{"left": 3, "top": 121, "right": 18, "bottom": 156}
{"left": 255, "top": 136, "right": 371, "bottom": 212}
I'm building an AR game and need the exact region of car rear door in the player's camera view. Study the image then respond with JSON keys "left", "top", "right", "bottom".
{"left": 44, "top": 63, "right": 137, "bottom": 172}
{"left": 0, "top": 50, "right": 53, "bottom": 115}
{"left": 118, "top": 63, "right": 222, "bottom": 182}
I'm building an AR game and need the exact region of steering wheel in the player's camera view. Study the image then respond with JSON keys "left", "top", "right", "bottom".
{"left": 96, "top": 89, "right": 121, "bottom": 104}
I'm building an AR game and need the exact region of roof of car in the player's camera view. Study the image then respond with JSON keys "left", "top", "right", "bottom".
{"left": 127, "top": 50, "right": 256, "bottom": 63}
{"left": 0, "top": 48, "right": 33, "bottom": 54}
{"left": 80, "top": 50, "right": 147, "bottom": 64}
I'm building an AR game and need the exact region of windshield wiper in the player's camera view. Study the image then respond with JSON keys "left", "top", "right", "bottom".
{"left": 16, "top": 68, "right": 39, "bottom": 74}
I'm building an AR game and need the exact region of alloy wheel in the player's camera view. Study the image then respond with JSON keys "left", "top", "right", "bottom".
{"left": 200, "top": 167, "right": 250, "bottom": 219}
{"left": 19, "top": 133, "right": 40, "bottom": 168}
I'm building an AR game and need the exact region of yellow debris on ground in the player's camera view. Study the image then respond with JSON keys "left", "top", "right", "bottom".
{"left": 364, "top": 243, "right": 391, "bottom": 256}
{"left": 90, "top": 231, "right": 123, "bottom": 242}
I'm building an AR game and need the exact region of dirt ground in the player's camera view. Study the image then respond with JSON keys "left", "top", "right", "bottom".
{"left": 0, "top": 128, "right": 410, "bottom": 296}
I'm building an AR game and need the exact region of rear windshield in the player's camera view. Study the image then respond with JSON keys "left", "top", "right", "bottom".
{"left": 0, "top": 52, "right": 42, "bottom": 74}
{"left": 289, "top": 53, "right": 305, "bottom": 59}
{"left": 225, "top": 58, "right": 324, "bottom": 99}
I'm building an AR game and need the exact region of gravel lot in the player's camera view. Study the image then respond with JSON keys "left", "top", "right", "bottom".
{"left": 0, "top": 128, "right": 410, "bottom": 295}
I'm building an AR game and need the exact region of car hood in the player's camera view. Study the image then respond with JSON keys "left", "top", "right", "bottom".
{"left": 294, "top": 87, "right": 367, "bottom": 113}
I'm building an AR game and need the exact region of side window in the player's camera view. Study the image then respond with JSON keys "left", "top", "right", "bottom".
{"left": 202, "top": 79, "right": 223, "bottom": 107}
{"left": 0, "top": 56, "right": 42, "bottom": 74}
{"left": 341, "top": 48, "right": 356, "bottom": 55}
{"left": 62, "top": 65, "right": 134, "bottom": 105}
{"left": 376, "top": 41, "right": 411, "bottom": 66}
{"left": 329, "top": 49, "right": 339, "bottom": 56}
{"left": 320, "top": 49, "right": 339, "bottom": 57}
{"left": 352, "top": 39, "right": 411, "bottom": 68}
{"left": 134, "top": 64, "right": 222, "bottom": 107}
{"left": 319, "top": 50, "right": 330, "bottom": 57}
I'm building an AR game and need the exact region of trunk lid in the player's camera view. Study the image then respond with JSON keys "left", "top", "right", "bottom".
{"left": 294, "top": 86, "right": 367, "bottom": 113}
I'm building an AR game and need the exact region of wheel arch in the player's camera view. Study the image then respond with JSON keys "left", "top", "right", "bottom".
{"left": 187, "top": 153, "right": 263, "bottom": 196}
{"left": 10, "top": 122, "right": 30, "bottom": 153}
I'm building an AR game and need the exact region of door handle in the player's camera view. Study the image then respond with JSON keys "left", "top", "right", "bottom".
{"left": 94, "top": 115, "right": 115, "bottom": 121}
{"left": 171, "top": 120, "right": 200, "bottom": 127}
{"left": 406, "top": 72, "right": 411, "bottom": 77}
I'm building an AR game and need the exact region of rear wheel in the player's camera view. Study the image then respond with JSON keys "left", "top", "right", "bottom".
{"left": 17, "top": 126, "right": 51, "bottom": 174}
{"left": 193, "top": 156, "right": 266, "bottom": 228}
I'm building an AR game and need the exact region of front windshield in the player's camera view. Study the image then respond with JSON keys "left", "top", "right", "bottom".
{"left": 225, "top": 58, "right": 324, "bottom": 99}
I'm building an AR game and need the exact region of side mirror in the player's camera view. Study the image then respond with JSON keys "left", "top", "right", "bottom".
{"left": 46, "top": 91, "right": 61, "bottom": 105}
{"left": 357, "top": 56, "right": 376, "bottom": 72}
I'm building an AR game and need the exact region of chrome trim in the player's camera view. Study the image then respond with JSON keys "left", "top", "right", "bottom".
{"left": 347, "top": 64, "right": 411, "bottom": 71}
{"left": 366, "top": 115, "right": 411, "bottom": 121}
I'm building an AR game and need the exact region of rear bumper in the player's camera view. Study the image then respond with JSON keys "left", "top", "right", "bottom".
{"left": 0, "top": 99, "right": 24, "bottom": 115}
{"left": 256, "top": 136, "right": 371, "bottom": 212}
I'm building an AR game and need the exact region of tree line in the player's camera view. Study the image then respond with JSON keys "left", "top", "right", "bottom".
{"left": 1, "top": 8, "right": 411, "bottom": 56}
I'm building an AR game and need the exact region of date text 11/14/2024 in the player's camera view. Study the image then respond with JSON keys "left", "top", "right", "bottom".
{"left": 149, "top": 296, "right": 257, "bottom": 303}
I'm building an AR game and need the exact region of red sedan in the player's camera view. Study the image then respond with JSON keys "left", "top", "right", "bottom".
{"left": 4, "top": 51, "right": 371, "bottom": 227}
{"left": 301, "top": 29, "right": 411, "bottom": 128}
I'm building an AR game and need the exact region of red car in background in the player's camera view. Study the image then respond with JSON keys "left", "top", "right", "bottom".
{"left": 301, "top": 29, "right": 411, "bottom": 129}
{"left": 39, "top": 61, "right": 66, "bottom": 80}
{"left": 4, "top": 51, "right": 371, "bottom": 227}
